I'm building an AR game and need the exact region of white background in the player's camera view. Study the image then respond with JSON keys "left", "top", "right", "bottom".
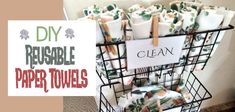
{"left": 8, "top": 20, "right": 96, "bottom": 96}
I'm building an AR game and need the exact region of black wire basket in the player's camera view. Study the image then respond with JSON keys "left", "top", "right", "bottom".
{"left": 96, "top": 25, "right": 234, "bottom": 112}
{"left": 99, "top": 72, "right": 211, "bottom": 112}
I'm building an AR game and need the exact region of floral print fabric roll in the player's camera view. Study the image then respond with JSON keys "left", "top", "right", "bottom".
{"left": 169, "top": 0, "right": 234, "bottom": 72}
{"left": 158, "top": 9, "right": 183, "bottom": 36}
{"left": 194, "top": 6, "right": 234, "bottom": 70}
{"left": 82, "top": 4, "right": 127, "bottom": 80}
{"left": 83, "top": 5, "right": 102, "bottom": 17}
{"left": 169, "top": 0, "right": 202, "bottom": 74}
{"left": 128, "top": 4, "right": 152, "bottom": 39}
{"left": 190, "top": 6, "right": 224, "bottom": 71}
{"left": 208, "top": 7, "right": 235, "bottom": 55}
{"left": 170, "top": 1, "right": 201, "bottom": 32}
{"left": 100, "top": 5, "right": 131, "bottom": 84}
{"left": 83, "top": 4, "right": 134, "bottom": 84}
{"left": 146, "top": 4, "right": 164, "bottom": 15}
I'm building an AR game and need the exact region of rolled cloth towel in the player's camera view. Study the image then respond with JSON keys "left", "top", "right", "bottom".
{"left": 194, "top": 5, "right": 234, "bottom": 70}
{"left": 82, "top": 4, "right": 131, "bottom": 81}
{"left": 128, "top": 4, "right": 153, "bottom": 39}
{"left": 158, "top": 9, "right": 183, "bottom": 36}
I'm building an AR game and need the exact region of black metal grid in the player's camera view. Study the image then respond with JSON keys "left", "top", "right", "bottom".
{"left": 99, "top": 72, "right": 212, "bottom": 112}
{"left": 96, "top": 25, "right": 234, "bottom": 83}
{"left": 97, "top": 25, "right": 234, "bottom": 112}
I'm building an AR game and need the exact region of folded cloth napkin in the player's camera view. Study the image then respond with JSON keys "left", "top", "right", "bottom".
{"left": 134, "top": 78, "right": 193, "bottom": 103}
{"left": 118, "top": 85, "right": 186, "bottom": 112}
{"left": 118, "top": 85, "right": 166, "bottom": 108}
{"left": 143, "top": 91, "right": 184, "bottom": 111}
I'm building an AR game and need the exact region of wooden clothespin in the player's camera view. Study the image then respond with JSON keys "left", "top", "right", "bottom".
{"left": 152, "top": 15, "right": 159, "bottom": 47}
{"left": 100, "top": 20, "right": 117, "bottom": 55}
{"left": 122, "top": 20, "right": 127, "bottom": 40}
